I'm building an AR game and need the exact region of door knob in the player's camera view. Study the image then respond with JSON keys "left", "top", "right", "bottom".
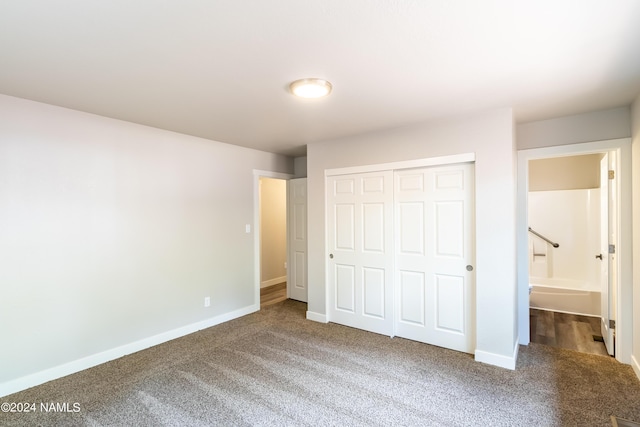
{"left": 596, "top": 254, "right": 603, "bottom": 260}
{"left": 329, "top": 254, "right": 334, "bottom": 259}
{"left": 466, "top": 265, "right": 473, "bottom": 271}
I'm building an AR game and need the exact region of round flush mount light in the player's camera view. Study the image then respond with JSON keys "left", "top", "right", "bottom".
{"left": 289, "top": 78, "right": 332, "bottom": 98}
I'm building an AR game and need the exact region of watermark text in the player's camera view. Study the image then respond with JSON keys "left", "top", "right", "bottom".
{"left": 1, "top": 402, "right": 81, "bottom": 413}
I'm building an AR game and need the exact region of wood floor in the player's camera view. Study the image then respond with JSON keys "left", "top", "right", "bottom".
{"left": 530, "top": 308, "right": 610, "bottom": 356}
{"left": 260, "top": 282, "right": 287, "bottom": 308}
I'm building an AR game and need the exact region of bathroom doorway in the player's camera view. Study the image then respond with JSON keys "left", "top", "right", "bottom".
{"left": 527, "top": 153, "right": 611, "bottom": 356}
{"left": 517, "top": 138, "right": 632, "bottom": 363}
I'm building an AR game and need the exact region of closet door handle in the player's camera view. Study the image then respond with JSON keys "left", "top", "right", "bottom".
{"left": 595, "top": 254, "right": 603, "bottom": 260}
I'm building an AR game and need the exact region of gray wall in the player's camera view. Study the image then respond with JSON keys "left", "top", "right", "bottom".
{"left": 0, "top": 94, "right": 292, "bottom": 391}
{"left": 294, "top": 156, "right": 307, "bottom": 178}
{"left": 307, "top": 108, "right": 519, "bottom": 366}
{"left": 517, "top": 107, "right": 631, "bottom": 150}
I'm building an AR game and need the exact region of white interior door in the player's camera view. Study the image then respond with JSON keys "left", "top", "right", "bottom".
{"left": 288, "top": 178, "right": 308, "bottom": 302}
{"left": 327, "top": 171, "right": 394, "bottom": 336}
{"left": 599, "top": 153, "right": 614, "bottom": 355}
{"left": 394, "top": 163, "right": 475, "bottom": 353}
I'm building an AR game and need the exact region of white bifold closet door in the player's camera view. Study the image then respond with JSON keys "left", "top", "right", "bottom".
{"left": 327, "top": 163, "right": 475, "bottom": 354}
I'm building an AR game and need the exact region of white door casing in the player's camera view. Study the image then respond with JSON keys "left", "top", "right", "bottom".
{"left": 608, "top": 151, "right": 618, "bottom": 355}
{"left": 327, "top": 171, "right": 394, "bottom": 336}
{"left": 394, "top": 164, "right": 475, "bottom": 353}
{"left": 288, "top": 178, "right": 308, "bottom": 302}
{"left": 600, "top": 153, "right": 614, "bottom": 355}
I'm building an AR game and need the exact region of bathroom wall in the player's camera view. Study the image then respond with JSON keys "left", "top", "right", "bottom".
{"left": 528, "top": 189, "right": 600, "bottom": 290}
{"left": 529, "top": 154, "right": 602, "bottom": 191}
{"left": 528, "top": 154, "right": 602, "bottom": 289}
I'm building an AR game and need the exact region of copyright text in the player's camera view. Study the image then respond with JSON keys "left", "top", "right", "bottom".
{"left": 1, "top": 402, "right": 81, "bottom": 413}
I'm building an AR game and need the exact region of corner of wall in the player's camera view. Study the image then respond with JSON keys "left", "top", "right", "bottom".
{"left": 475, "top": 339, "right": 519, "bottom": 370}
{"left": 294, "top": 156, "right": 308, "bottom": 178}
{"left": 632, "top": 355, "right": 640, "bottom": 381}
{"left": 631, "top": 94, "right": 640, "bottom": 379}
{"left": 306, "top": 311, "right": 328, "bottom": 323}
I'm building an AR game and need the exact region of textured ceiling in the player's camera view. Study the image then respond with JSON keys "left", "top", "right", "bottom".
{"left": 1, "top": 1, "right": 640, "bottom": 156}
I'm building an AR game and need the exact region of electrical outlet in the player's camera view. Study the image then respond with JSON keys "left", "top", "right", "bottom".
{"left": 204, "top": 297, "right": 210, "bottom": 307}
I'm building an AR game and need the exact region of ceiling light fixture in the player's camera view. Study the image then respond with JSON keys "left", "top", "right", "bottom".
{"left": 289, "top": 78, "right": 332, "bottom": 98}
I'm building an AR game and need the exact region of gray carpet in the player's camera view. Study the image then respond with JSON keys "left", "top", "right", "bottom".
{"left": 2, "top": 300, "right": 640, "bottom": 426}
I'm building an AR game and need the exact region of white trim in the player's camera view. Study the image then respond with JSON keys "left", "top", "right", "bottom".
{"left": 631, "top": 355, "right": 640, "bottom": 381}
{"left": 475, "top": 340, "right": 519, "bottom": 370}
{"left": 516, "top": 138, "right": 632, "bottom": 365}
{"left": 253, "top": 170, "right": 294, "bottom": 309}
{"left": 517, "top": 138, "right": 628, "bottom": 158}
{"left": 261, "top": 276, "right": 287, "bottom": 288}
{"left": 306, "top": 311, "right": 329, "bottom": 323}
{"left": 253, "top": 170, "right": 293, "bottom": 180}
{"left": 0, "top": 304, "right": 257, "bottom": 398}
{"left": 325, "top": 153, "right": 475, "bottom": 177}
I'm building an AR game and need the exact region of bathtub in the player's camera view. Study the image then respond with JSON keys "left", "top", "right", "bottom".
{"left": 529, "top": 277, "right": 601, "bottom": 317}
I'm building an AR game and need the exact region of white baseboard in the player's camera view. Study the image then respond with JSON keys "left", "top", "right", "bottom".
{"left": 260, "top": 276, "right": 287, "bottom": 288}
{"left": 631, "top": 354, "right": 640, "bottom": 381}
{"left": 0, "top": 304, "right": 257, "bottom": 398}
{"left": 306, "top": 311, "right": 328, "bottom": 323}
{"left": 475, "top": 340, "right": 519, "bottom": 370}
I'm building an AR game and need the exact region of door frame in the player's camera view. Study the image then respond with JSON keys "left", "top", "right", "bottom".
{"left": 516, "top": 138, "right": 632, "bottom": 364}
{"left": 253, "top": 170, "right": 294, "bottom": 310}
{"left": 599, "top": 152, "right": 615, "bottom": 355}
{"left": 324, "top": 153, "right": 476, "bottom": 325}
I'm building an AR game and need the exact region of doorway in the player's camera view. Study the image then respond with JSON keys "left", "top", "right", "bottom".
{"left": 527, "top": 153, "right": 611, "bottom": 356}
{"left": 253, "top": 170, "right": 293, "bottom": 310}
{"left": 252, "top": 170, "right": 307, "bottom": 310}
{"left": 517, "top": 138, "right": 632, "bottom": 364}
{"left": 259, "top": 177, "right": 288, "bottom": 308}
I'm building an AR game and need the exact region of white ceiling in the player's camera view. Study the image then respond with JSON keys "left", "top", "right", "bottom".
{"left": 1, "top": 1, "right": 640, "bottom": 157}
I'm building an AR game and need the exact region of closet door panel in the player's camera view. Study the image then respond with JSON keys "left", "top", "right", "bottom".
{"left": 327, "top": 171, "right": 394, "bottom": 336}
{"left": 395, "top": 163, "right": 475, "bottom": 353}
